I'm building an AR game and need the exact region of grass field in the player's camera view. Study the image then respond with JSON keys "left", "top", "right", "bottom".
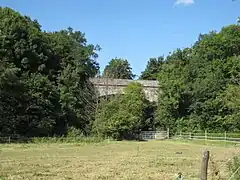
{"left": 0, "top": 140, "right": 239, "bottom": 180}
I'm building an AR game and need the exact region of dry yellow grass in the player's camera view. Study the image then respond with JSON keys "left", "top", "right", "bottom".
{"left": 0, "top": 140, "right": 239, "bottom": 180}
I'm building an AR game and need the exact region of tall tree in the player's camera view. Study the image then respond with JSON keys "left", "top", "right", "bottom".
{"left": 103, "top": 58, "right": 135, "bottom": 79}
{"left": 48, "top": 28, "right": 100, "bottom": 134}
{"left": 0, "top": 7, "right": 60, "bottom": 136}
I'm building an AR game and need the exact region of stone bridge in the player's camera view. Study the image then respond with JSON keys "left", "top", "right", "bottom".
{"left": 90, "top": 78, "right": 159, "bottom": 102}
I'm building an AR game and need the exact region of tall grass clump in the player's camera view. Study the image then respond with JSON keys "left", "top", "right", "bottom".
{"left": 32, "top": 127, "right": 104, "bottom": 143}
{"left": 228, "top": 155, "right": 240, "bottom": 180}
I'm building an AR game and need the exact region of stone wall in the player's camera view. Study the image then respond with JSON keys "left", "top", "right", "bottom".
{"left": 90, "top": 78, "right": 159, "bottom": 102}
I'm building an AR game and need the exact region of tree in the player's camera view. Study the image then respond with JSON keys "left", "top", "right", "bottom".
{"left": 214, "top": 84, "right": 240, "bottom": 131}
{"left": 0, "top": 7, "right": 60, "bottom": 136}
{"left": 193, "top": 25, "right": 240, "bottom": 60}
{"left": 93, "top": 82, "right": 147, "bottom": 139}
{"left": 155, "top": 52, "right": 192, "bottom": 132}
{"left": 0, "top": 63, "right": 26, "bottom": 136}
{"left": 49, "top": 28, "right": 100, "bottom": 134}
{"left": 103, "top": 58, "right": 135, "bottom": 79}
{"left": 139, "top": 56, "right": 164, "bottom": 80}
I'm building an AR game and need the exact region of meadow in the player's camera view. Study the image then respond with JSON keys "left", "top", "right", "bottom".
{"left": 0, "top": 140, "right": 239, "bottom": 180}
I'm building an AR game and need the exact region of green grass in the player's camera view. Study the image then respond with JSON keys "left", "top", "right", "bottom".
{"left": 0, "top": 140, "right": 239, "bottom": 180}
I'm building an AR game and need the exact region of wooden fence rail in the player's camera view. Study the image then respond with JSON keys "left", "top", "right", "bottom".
{"left": 175, "top": 131, "right": 240, "bottom": 143}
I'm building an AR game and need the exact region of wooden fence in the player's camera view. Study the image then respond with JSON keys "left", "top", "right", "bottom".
{"left": 175, "top": 131, "right": 240, "bottom": 143}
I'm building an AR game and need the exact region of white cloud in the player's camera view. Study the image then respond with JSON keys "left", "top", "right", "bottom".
{"left": 174, "top": 0, "right": 195, "bottom": 6}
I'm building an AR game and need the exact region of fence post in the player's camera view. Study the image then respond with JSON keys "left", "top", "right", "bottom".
{"left": 180, "top": 130, "right": 182, "bottom": 139}
{"left": 189, "top": 132, "right": 191, "bottom": 139}
{"left": 8, "top": 136, "right": 10, "bottom": 143}
{"left": 205, "top": 130, "right": 207, "bottom": 141}
{"left": 224, "top": 131, "right": 227, "bottom": 146}
{"left": 167, "top": 128, "right": 170, "bottom": 139}
{"left": 200, "top": 150, "right": 210, "bottom": 180}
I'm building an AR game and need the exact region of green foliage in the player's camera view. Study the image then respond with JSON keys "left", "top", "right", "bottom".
{"left": 155, "top": 23, "right": 240, "bottom": 133}
{"left": 0, "top": 7, "right": 99, "bottom": 137}
{"left": 103, "top": 58, "right": 135, "bottom": 79}
{"left": 140, "top": 56, "right": 164, "bottom": 80}
{"left": 1, "top": 7, "right": 240, "bottom": 139}
{"left": 155, "top": 50, "right": 191, "bottom": 132}
{"left": 0, "top": 63, "right": 26, "bottom": 135}
{"left": 93, "top": 82, "right": 148, "bottom": 140}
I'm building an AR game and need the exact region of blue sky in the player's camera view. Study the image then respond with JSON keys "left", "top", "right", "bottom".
{"left": 1, "top": 0, "right": 240, "bottom": 76}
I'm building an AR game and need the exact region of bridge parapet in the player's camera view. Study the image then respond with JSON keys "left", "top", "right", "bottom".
{"left": 90, "top": 78, "right": 159, "bottom": 102}
{"left": 90, "top": 78, "right": 159, "bottom": 87}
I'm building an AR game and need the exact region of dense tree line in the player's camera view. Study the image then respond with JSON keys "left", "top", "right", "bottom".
{"left": 141, "top": 26, "right": 240, "bottom": 133}
{"left": 0, "top": 7, "right": 99, "bottom": 137}
{"left": 1, "top": 7, "right": 239, "bottom": 139}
